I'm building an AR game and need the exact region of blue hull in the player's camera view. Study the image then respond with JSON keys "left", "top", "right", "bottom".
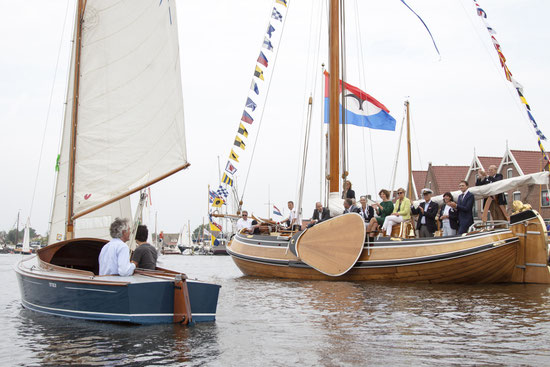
{"left": 16, "top": 271, "right": 220, "bottom": 324}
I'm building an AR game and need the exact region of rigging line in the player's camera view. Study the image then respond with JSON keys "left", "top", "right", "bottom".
{"left": 240, "top": 0, "right": 292, "bottom": 203}
{"left": 30, "top": 0, "right": 72, "bottom": 217}
{"left": 410, "top": 107, "right": 423, "bottom": 170}
{"left": 456, "top": 0, "right": 542, "bottom": 143}
{"left": 295, "top": 0, "right": 323, "bottom": 206}
{"left": 389, "top": 106, "right": 407, "bottom": 198}
{"left": 353, "top": 0, "right": 378, "bottom": 196}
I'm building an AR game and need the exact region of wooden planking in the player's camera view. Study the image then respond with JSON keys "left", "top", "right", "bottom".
{"left": 230, "top": 242, "right": 518, "bottom": 283}
{"left": 295, "top": 214, "right": 365, "bottom": 276}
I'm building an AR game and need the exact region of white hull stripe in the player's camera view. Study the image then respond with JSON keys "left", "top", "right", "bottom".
{"left": 21, "top": 299, "right": 214, "bottom": 318}
{"left": 64, "top": 286, "right": 118, "bottom": 293}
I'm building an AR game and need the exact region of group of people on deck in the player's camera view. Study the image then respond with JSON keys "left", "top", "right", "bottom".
{"left": 337, "top": 179, "right": 478, "bottom": 238}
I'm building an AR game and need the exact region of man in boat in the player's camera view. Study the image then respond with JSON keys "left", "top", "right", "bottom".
{"left": 131, "top": 225, "right": 157, "bottom": 270}
{"left": 343, "top": 198, "right": 360, "bottom": 214}
{"left": 358, "top": 196, "right": 374, "bottom": 224}
{"left": 476, "top": 165, "right": 508, "bottom": 219}
{"left": 448, "top": 180, "right": 474, "bottom": 235}
{"left": 98, "top": 218, "right": 136, "bottom": 277}
{"left": 236, "top": 211, "right": 259, "bottom": 234}
{"left": 309, "top": 202, "right": 330, "bottom": 227}
{"left": 282, "top": 201, "right": 301, "bottom": 231}
{"left": 411, "top": 188, "right": 439, "bottom": 237}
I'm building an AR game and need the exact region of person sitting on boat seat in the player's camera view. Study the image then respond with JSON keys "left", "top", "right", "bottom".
{"left": 282, "top": 201, "right": 302, "bottom": 231}
{"left": 366, "top": 189, "right": 394, "bottom": 241}
{"left": 98, "top": 217, "right": 136, "bottom": 277}
{"left": 237, "top": 211, "right": 259, "bottom": 234}
{"left": 131, "top": 225, "right": 157, "bottom": 270}
{"left": 358, "top": 196, "right": 374, "bottom": 224}
{"left": 381, "top": 188, "right": 411, "bottom": 237}
{"left": 343, "top": 198, "right": 360, "bottom": 214}
{"left": 411, "top": 188, "right": 439, "bottom": 237}
{"left": 308, "top": 202, "right": 331, "bottom": 228}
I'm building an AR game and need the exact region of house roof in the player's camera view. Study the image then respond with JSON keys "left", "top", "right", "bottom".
{"left": 478, "top": 156, "right": 502, "bottom": 171}
{"left": 430, "top": 165, "right": 469, "bottom": 194}
{"left": 412, "top": 170, "right": 427, "bottom": 198}
{"left": 510, "top": 150, "right": 546, "bottom": 174}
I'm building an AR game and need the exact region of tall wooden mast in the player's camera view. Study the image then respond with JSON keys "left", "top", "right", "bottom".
{"left": 328, "top": 0, "right": 340, "bottom": 194}
{"left": 66, "top": 0, "right": 85, "bottom": 239}
{"left": 406, "top": 100, "right": 414, "bottom": 201}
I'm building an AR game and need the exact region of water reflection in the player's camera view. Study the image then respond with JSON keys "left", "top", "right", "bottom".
{"left": 15, "top": 308, "right": 221, "bottom": 366}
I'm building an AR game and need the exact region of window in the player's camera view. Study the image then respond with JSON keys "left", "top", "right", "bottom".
{"left": 474, "top": 200, "right": 479, "bottom": 218}
{"left": 504, "top": 193, "right": 509, "bottom": 204}
{"left": 542, "top": 190, "right": 550, "bottom": 207}
{"left": 513, "top": 191, "right": 521, "bottom": 202}
{"left": 507, "top": 168, "right": 513, "bottom": 179}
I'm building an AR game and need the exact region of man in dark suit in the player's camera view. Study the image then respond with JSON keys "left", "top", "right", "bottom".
{"left": 449, "top": 180, "right": 475, "bottom": 235}
{"left": 343, "top": 198, "right": 360, "bottom": 214}
{"left": 476, "top": 164, "right": 507, "bottom": 217}
{"left": 310, "top": 202, "right": 330, "bottom": 226}
{"left": 411, "top": 188, "right": 439, "bottom": 237}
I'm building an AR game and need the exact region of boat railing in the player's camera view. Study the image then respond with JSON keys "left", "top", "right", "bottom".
{"left": 468, "top": 220, "right": 510, "bottom": 233}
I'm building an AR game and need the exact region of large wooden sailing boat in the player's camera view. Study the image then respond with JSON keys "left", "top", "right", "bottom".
{"left": 15, "top": 0, "right": 220, "bottom": 324}
{"left": 226, "top": 0, "right": 550, "bottom": 284}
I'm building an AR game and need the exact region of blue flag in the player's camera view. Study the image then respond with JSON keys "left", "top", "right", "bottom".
{"left": 246, "top": 97, "right": 257, "bottom": 111}
{"left": 267, "top": 24, "right": 275, "bottom": 38}
{"left": 250, "top": 80, "right": 259, "bottom": 95}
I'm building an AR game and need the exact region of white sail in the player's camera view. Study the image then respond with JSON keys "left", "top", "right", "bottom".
{"left": 22, "top": 218, "right": 31, "bottom": 253}
{"left": 178, "top": 225, "right": 192, "bottom": 246}
{"left": 49, "top": 0, "right": 186, "bottom": 244}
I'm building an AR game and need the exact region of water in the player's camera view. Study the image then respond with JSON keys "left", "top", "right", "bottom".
{"left": 2, "top": 254, "right": 550, "bottom": 366}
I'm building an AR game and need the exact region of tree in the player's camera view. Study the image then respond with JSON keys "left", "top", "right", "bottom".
{"left": 192, "top": 224, "right": 208, "bottom": 242}
{"left": 7, "top": 227, "right": 38, "bottom": 244}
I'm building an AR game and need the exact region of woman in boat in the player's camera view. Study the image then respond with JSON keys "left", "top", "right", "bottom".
{"left": 439, "top": 192, "right": 458, "bottom": 236}
{"left": 341, "top": 180, "right": 355, "bottom": 200}
{"left": 366, "top": 189, "right": 394, "bottom": 241}
{"left": 381, "top": 188, "right": 411, "bottom": 237}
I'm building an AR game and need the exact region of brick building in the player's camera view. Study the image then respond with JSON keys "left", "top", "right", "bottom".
{"left": 408, "top": 148, "right": 549, "bottom": 223}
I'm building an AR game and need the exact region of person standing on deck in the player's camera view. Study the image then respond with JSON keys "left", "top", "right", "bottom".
{"left": 99, "top": 218, "right": 135, "bottom": 277}
{"left": 448, "top": 180, "right": 474, "bottom": 235}
{"left": 131, "top": 225, "right": 157, "bottom": 270}
{"left": 411, "top": 188, "right": 439, "bottom": 237}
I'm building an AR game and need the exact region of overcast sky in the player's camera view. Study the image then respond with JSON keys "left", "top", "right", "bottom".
{"left": 1, "top": 0, "right": 549, "bottom": 236}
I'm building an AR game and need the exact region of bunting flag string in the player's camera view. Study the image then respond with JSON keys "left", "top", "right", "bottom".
{"left": 399, "top": 0, "right": 440, "bottom": 57}
{"left": 216, "top": 1, "right": 289, "bottom": 200}
{"left": 473, "top": 0, "right": 549, "bottom": 165}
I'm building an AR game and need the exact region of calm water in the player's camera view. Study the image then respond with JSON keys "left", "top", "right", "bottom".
{"left": 2, "top": 254, "right": 550, "bottom": 366}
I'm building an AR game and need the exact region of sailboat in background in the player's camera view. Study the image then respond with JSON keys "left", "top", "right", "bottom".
{"left": 227, "top": 0, "right": 550, "bottom": 284}
{"left": 15, "top": 0, "right": 220, "bottom": 324}
{"left": 21, "top": 218, "right": 32, "bottom": 255}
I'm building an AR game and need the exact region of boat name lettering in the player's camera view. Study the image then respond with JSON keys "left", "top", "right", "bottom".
{"left": 49, "top": 282, "right": 57, "bottom": 288}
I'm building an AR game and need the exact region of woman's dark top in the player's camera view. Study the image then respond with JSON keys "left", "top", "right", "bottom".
{"left": 342, "top": 189, "right": 356, "bottom": 199}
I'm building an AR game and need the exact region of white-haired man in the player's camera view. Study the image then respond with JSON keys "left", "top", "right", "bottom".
{"left": 98, "top": 217, "right": 136, "bottom": 276}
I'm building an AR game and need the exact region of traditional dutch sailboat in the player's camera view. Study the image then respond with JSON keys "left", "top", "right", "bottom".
{"left": 226, "top": 0, "right": 550, "bottom": 284}
{"left": 15, "top": 0, "right": 220, "bottom": 324}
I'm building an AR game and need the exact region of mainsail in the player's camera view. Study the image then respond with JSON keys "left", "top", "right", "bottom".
{"left": 49, "top": 0, "right": 187, "bottom": 244}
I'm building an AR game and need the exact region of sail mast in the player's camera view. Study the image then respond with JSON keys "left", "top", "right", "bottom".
{"left": 66, "top": 0, "right": 85, "bottom": 239}
{"left": 406, "top": 100, "right": 414, "bottom": 200}
{"left": 328, "top": 0, "right": 340, "bottom": 194}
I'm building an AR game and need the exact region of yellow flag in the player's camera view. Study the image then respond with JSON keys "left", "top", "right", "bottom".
{"left": 254, "top": 66, "right": 264, "bottom": 81}
{"left": 229, "top": 149, "right": 240, "bottom": 162}
{"left": 212, "top": 197, "right": 225, "bottom": 208}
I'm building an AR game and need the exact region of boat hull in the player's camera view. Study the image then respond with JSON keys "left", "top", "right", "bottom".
{"left": 15, "top": 265, "right": 220, "bottom": 324}
{"left": 227, "top": 230, "right": 521, "bottom": 283}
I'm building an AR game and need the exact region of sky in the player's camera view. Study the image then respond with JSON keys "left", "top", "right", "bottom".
{"left": 1, "top": 0, "right": 549, "bottom": 236}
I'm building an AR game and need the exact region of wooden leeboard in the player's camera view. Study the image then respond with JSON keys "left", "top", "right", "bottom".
{"left": 295, "top": 213, "right": 366, "bottom": 276}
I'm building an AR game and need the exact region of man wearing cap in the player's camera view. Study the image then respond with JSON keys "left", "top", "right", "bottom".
{"left": 411, "top": 188, "right": 439, "bottom": 237}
